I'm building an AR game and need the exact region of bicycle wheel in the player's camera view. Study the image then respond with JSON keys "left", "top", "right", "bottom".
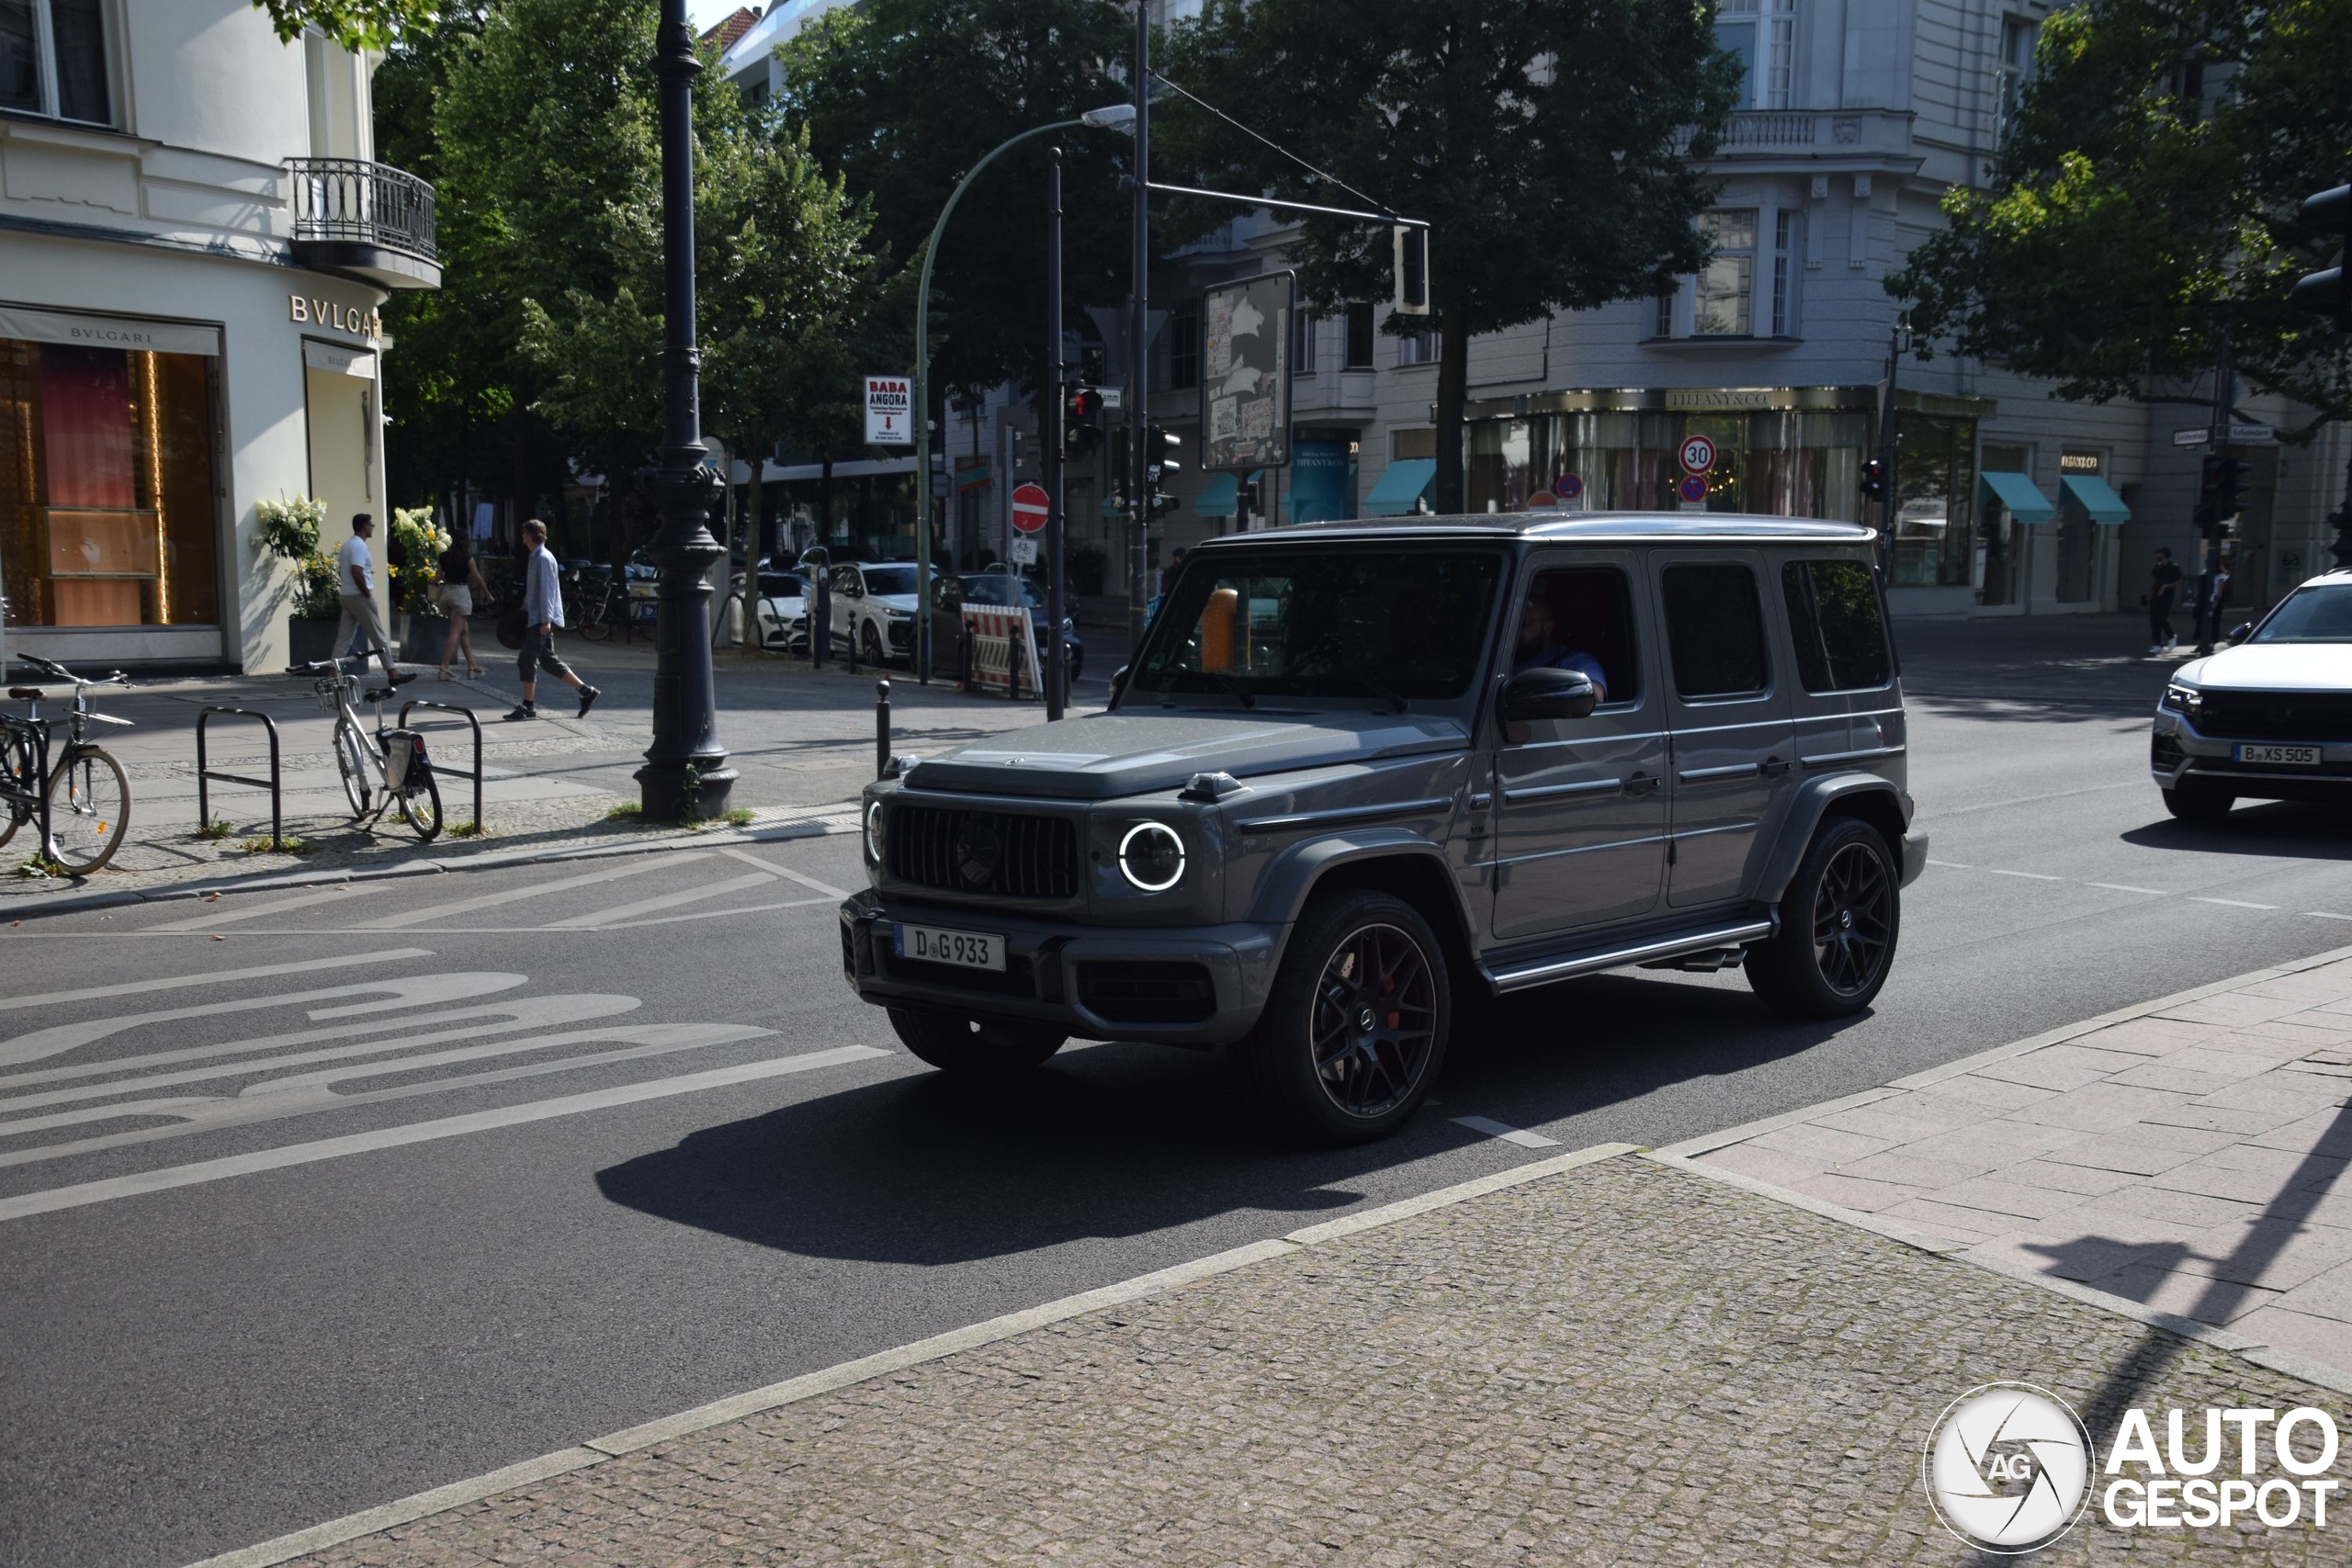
{"left": 44, "top": 746, "right": 129, "bottom": 874}
{"left": 576, "top": 596, "right": 612, "bottom": 642}
{"left": 336, "top": 723, "right": 374, "bottom": 817}
{"left": 396, "top": 766, "right": 443, "bottom": 842}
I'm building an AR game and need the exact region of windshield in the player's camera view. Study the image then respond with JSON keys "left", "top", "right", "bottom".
{"left": 863, "top": 566, "right": 918, "bottom": 596}
{"left": 1128, "top": 548, "right": 1505, "bottom": 705}
{"left": 2250, "top": 584, "right": 2352, "bottom": 644}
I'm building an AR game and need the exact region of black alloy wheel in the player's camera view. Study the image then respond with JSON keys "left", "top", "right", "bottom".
{"left": 1747, "top": 817, "right": 1900, "bottom": 1019}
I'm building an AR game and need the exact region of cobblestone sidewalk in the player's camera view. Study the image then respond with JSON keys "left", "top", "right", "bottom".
{"left": 212, "top": 1155, "right": 2346, "bottom": 1568}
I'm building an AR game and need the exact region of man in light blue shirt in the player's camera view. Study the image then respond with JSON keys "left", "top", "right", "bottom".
{"left": 506, "top": 518, "right": 599, "bottom": 721}
{"left": 1511, "top": 594, "right": 1608, "bottom": 699}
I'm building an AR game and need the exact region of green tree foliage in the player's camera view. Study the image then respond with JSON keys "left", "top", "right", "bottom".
{"left": 252, "top": 0, "right": 436, "bottom": 51}
{"left": 777, "top": 0, "right": 1136, "bottom": 402}
{"left": 1164, "top": 0, "right": 1739, "bottom": 512}
{"left": 1888, "top": 0, "right": 2352, "bottom": 434}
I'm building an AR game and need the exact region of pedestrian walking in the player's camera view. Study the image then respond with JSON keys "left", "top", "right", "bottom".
{"left": 333, "top": 513, "right": 410, "bottom": 684}
{"left": 2143, "top": 547, "right": 2183, "bottom": 655}
{"left": 506, "top": 518, "right": 599, "bottom": 722}
{"left": 434, "top": 530, "right": 491, "bottom": 681}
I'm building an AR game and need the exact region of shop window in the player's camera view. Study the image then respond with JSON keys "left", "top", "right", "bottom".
{"left": 1782, "top": 559, "right": 1891, "bottom": 692}
{"left": 1344, "top": 303, "right": 1375, "bottom": 368}
{"left": 1393, "top": 427, "right": 1435, "bottom": 462}
{"left": 1167, "top": 300, "right": 1199, "bottom": 391}
{"left": 1693, "top": 210, "right": 1756, "bottom": 335}
{"left": 1662, "top": 562, "right": 1770, "bottom": 698}
{"left": 0, "top": 0, "right": 110, "bottom": 124}
{"left": 1889, "top": 413, "right": 1978, "bottom": 589}
{"left": 1770, "top": 211, "right": 1798, "bottom": 336}
{"left": 2054, "top": 447, "right": 2104, "bottom": 603}
{"left": 1293, "top": 310, "right": 1317, "bottom": 375}
{"left": 0, "top": 337, "right": 222, "bottom": 629}
{"left": 1515, "top": 566, "right": 1637, "bottom": 704}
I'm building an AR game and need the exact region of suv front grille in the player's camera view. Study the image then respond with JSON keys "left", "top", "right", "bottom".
{"left": 2194, "top": 690, "right": 2352, "bottom": 742}
{"left": 888, "top": 804, "right": 1080, "bottom": 899}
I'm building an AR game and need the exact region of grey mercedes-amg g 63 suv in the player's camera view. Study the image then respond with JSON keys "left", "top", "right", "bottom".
{"left": 841, "top": 514, "right": 1926, "bottom": 1143}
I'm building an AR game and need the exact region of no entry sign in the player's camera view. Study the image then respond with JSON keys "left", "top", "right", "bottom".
{"left": 1679, "top": 434, "right": 1716, "bottom": 475}
{"left": 1011, "top": 482, "right": 1049, "bottom": 533}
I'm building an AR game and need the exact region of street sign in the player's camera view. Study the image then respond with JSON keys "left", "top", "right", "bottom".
{"left": 1099, "top": 387, "right": 1123, "bottom": 412}
{"left": 2230, "top": 423, "right": 2277, "bottom": 444}
{"left": 1200, "top": 270, "right": 1294, "bottom": 472}
{"left": 1678, "top": 474, "right": 1709, "bottom": 503}
{"left": 1526, "top": 490, "right": 1558, "bottom": 509}
{"left": 1679, "top": 434, "right": 1716, "bottom": 475}
{"left": 1559, "top": 472, "right": 1584, "bottom": 501}
{"left": 1008, "top": 536, "right": 1038, "bottom": 565}
{"left": 864, "top": 375, "right": 912, "bottom": 446}
{"left": 1011, "top": 482, "right": 1049, "bottom": 534}
{"left": 2173, "top": 428, "right": 2211, "bottom": 448}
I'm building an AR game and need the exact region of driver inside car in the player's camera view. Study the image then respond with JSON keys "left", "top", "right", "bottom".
{"left": 1510, "top": 593, "right": 1609, "bottom": 699}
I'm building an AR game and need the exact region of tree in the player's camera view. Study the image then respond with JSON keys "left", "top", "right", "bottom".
{"left": 252, "top": 0, "right": 436, "bottom": 51}
{"left": 1166, "top": 0, "right": 1739, "bottom": 513}
{"left": 1887, "top": 0, "right": 2352, "bottom": 437}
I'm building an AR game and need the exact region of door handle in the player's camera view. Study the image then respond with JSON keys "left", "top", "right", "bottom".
{"left": 1623, "top": 772, "right": 1660, "bottom": 796}
{"left": 1761, "top": 755, "right": 1791, "bottom": 778}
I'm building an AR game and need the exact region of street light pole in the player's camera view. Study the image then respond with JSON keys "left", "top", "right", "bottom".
{"left": 636, "top": 0, "right": 734, "bottom": 821}
{"left": 1126, "top": 2, "right": 1150, "bottom": 660}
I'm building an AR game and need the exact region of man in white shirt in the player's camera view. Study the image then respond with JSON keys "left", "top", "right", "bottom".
{"left": 507, "top": 517, "right": 599, "bottom": 721}
{"left": 333, "top": 513, "right": 408, "bottom": 683}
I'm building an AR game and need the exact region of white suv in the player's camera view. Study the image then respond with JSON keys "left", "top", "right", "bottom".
{"left": 2153, "top": 570, "right": 2352, "bottom": 821}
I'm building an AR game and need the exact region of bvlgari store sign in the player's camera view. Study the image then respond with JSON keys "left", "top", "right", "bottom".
{"left": 0, "top": 305, "right": 220, "bottom": 356}
{"left": 289, "top": 294, "right": 383, "bottom": 339}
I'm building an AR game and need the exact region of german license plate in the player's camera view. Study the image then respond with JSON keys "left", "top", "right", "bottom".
{"left": 2234, "top": 743, "right": 2321, "bottom": 766}
{"left": 894, "top": 923, "right": 1004, "bottom": 971}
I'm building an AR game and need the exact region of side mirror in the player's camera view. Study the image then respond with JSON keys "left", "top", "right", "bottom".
{"left": 2227, "top": 620, "right": 2255, "bottom": 644}
{"left": 1500, "top": 666, "right": 1599, "bottom": 722}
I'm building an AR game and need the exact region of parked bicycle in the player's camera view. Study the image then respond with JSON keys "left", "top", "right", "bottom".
{"left": 568, "top": 573, "right": 630, "bottom": 642}
{"left": 288, "top": 654, "right": 443, "bottom": 841}
{"left": 1, "top": 654, "right": 134, "bottom": 874}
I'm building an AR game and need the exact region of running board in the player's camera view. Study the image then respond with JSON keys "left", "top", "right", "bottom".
{"left": 1482, "top": 919, "right": 1778, "bottom": 994}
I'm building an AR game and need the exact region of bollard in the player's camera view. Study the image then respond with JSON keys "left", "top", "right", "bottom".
{"left": 876, "top": 678, "right": 892, "bottom": 779}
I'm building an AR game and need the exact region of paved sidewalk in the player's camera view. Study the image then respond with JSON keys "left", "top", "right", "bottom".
{"left": 1685, "top": 943, "right": 2352, "bottom": 1383}
{"left": 207, "top": 1154, "right": 2344, "bottom": 1568}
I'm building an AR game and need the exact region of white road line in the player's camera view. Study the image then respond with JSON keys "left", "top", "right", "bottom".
{"left": 0, "top": 951, "right": 426, "bottom": 1012}
{"left": 615, "top": 896, "right": 835, "bottom": 929}
{"left": 541, "top": 871, "right": 776, "bottom": 930}
{"left": 0, "top": 972, "right": 522, "bottom": 1069}
{"left": 1452, "top": 1115, "right": 1561, "bottom": 1149}
{"left": 1912, "top": 780, "right": 2143, "bottom": 820}
{"left": 1927, "top": 858, "right": 1973, "bottom": 869}
{"left": 2193, "top": 897, "right": 2279, "bottom": 910}
{"left": 717, "top": 845, "right": 850, "bottom": 899}
{"left": 356, "top": 854, "right": 710, "bottom": 930}
{"left": 0, "top": 1043, "right": 887, "bottom": 1224}
{"left": 150, "top": 886, "right": 377, "bottom": 931}
{"left": 2086, "top": 883, "right": 2169, "bottom": 896}
{"left": 1989, "top": 869, "right": 2064, "bottom": 882}
{"left": 2311, "top": 912, "right": 2352, "bottom": 921}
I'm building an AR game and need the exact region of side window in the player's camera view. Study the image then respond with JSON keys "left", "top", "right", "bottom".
{"left": 1661, "top": 562, "right": 1769, "bottom": 698}
{"left": 1781, "top": 559, "right": 1892, "bottom": 692}
{"left": 1510, "top": 566, "right": 1637, "bottom": 705}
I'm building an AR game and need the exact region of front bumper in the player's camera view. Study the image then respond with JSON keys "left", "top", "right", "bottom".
{"left": 2150, "top": 710, "right": 2352, "bottom": 800}
{"left": 1900, "top": 831, "right": 1929, "bottom": 887}
{"left": 839, "top": 890, "right": 1283, "bottom": 1046}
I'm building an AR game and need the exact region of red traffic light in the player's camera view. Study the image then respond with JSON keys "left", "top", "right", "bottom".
{"left": 1860, "top": 457, "right": 1888, "bottom": 499}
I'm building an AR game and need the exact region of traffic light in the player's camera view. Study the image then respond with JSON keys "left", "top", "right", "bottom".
{"left": 2291, "top": 184, "right": 2350, "bottom": 327}
{"left": 2216, "top": 454, "right": 2251, "bottom": 520}
{"left": 1860, "top": 457, "right": 1888, "bottom": 501}
{"left": 1146, "top": 425, "right": 1181, "bottom": 519}
{"left": 1064, "top": 387, "right": 1105, "bottom": 457}
{"left": 1393, "top": 225, "right": 1430, "bottom": 316}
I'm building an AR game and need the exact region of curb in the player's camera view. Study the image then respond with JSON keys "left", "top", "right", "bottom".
{"left": 3, "top": 812, "right": 861, "bottom": 923}
{"left": 182, "top": 1141, "right": 1636, "bottom": 1568}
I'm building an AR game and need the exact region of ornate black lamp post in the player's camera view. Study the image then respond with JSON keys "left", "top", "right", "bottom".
{"left": 637, "top": 0, "right": 736, "bottom": 820}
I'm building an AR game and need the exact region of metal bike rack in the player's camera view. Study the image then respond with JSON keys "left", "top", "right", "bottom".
{"left": 195, "top": 707, "right": 281, "bottom": 848}
{"left": 398, "top": 699, "right": 484, "bottom": 829}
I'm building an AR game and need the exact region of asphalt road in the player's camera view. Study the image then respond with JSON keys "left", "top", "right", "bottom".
{"left": 10, "top": 615, "right": 2352, "bottom": 1568}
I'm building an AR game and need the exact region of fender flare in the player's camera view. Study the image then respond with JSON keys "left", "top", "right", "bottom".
{"left": 1243, "top": 829, "right": 1475, "bottom": 945}
{"left": 1753, "top": 774, "right": 1911, "bottom": 906}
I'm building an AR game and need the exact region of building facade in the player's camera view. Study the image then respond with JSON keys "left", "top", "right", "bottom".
{"left": 0, "top": 1, "right": 437, "bottom": 671}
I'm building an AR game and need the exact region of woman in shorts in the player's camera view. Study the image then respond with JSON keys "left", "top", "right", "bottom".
{"left": 435, "top": 533, "right": 492, "bottom": 680}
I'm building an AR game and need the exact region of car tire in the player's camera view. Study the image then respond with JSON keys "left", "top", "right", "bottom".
{"left": 888, "top": 1007, "right": 1066, "bottom": 1077}
{"left": 1233, "top": 889, "right": 1450, "bottom": 1145}
{"left": 1746, "top": 816, "right": 1901, "bottom": 1020}
{"left": 2162, "top": 781, "right": 2235, "bottom": 822}
{"left": 861, "top": 621, "right": 886, "bottom": 669}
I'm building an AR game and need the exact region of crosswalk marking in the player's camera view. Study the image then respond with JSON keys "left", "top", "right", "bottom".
{"left": 541, "top": 871, "right": 776, "bottom": 930}
{"left": 0, "top": 1043, "right": 887, "bottom": 1224}
{"left": 1453, "top": 1115, "right": 1561, "bottom": 1149}
{"left": 0, "top": 951, "right": 427, "bottom": 1012}
{"left": 150, "top": 886, "right": 378, "bottom": 931}
{"left": 355, "top": 853, "right": 710, "bottom": 930}
{"left": 619, "top": 896, "right": 834, "bottom": 929}
{"left": 717, "top": 845, "right": 851, "bottom": 900}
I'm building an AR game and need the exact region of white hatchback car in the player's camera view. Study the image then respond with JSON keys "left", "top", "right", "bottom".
{"left": 2153, "top": 570, "right": 2352, "bottom": 821}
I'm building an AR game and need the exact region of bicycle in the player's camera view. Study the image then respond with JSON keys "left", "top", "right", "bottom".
{"left": 288, "top": 654, "right": 443, "bottom": 841}
{"left": 570, "top": 575, "right": 628, "bottom": 642}
{"left": 1, "top": 654, "right": 134, "bottom": 874}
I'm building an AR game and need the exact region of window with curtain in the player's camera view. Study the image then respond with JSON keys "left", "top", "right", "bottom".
{"left": 0, "top": 0, "right": 109, "bottom": 124}
{"left": 1694, "top": 210, "right": 1758, "bottom": 335}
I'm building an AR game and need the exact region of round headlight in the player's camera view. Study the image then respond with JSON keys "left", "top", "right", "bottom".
{"left": 1117, "top": 820, "right": 1186, "bottom": 892}
{"left": 865, "top": 800, "right": 887, "bottom": 863}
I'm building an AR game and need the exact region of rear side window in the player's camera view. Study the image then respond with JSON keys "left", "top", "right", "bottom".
{"left": 1782, "top": 559, "right": 1892, "bottom": 692}
{"left": 1661, "top": 562, "right": 1769, "bottom": 698}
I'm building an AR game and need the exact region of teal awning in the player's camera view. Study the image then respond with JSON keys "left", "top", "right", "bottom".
{"left": 1194, "top": 472, "right": 1238, "bottom": 516}
{"left": 1979, "top": 469, "right": 2056, "bottom": 524}
{"left": 1364, "top": 458, "right": 1437, "bottom": 516}
{"left": 2061, "top": 473, "right": 2131, "bottom": 524}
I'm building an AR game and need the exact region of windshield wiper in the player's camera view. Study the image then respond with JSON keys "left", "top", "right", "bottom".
{"left": 1202, "top": 672, "right": 1257, "bottom": 709}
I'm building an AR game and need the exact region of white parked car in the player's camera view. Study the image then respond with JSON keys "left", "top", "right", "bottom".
{"left": 733, "top": 568, "right": 808, "bottom": 652}
{"left": 2153, "top": 570, "right": 2352, "bottom": 821}
{"left": 831, "top": 561, "right": 922, "bottom": 667}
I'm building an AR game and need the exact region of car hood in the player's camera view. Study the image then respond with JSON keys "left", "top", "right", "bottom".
{"left": 869, "top": 592, "right": 920, "bottom": 614}
{"left": 903, "top": 710, "right": 1470, "bottom": 800}
{"left": 2176, "top": 643, "right": 2352, "bottom": 690}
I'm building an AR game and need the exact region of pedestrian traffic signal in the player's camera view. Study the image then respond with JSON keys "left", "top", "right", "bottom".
{"left": 1064, "top": 387, "right": 1105, "bottom": 457}
{"left": 1393, "top": 225, "right": 1430, "bottom": 316}
{"left": 2198, "top": 453, "right": 2251, "bottom": 536}
{"left": 1145, "top": 425, "right": 1181, "bottom": 518}
{"left": 1860, "top": 457, "right": 1887, "bottom": 500}
{"left": 2216, "top": 455, "right": 2251, "bottom": 519}
{"left": 2290, "top": 184, "right": 2351, "bottom": 327}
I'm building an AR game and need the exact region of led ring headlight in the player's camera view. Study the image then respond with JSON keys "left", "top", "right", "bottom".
{"left": 1117, "top": 821, "right": 1186, "bottom": 892}
{"left": 865, "top": 800, "right": 886, "bottom": 863}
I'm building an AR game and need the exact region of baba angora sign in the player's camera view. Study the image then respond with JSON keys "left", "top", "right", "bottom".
{"left": 1200, "top": 271, "right": 1293, "bottom": 472}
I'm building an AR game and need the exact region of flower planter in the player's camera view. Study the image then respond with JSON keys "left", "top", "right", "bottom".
{"left": 287, "top": 617, "right": 341, "bottom": 666}
{"left": 401, "top": 613, "right": 450, "bottom": 663}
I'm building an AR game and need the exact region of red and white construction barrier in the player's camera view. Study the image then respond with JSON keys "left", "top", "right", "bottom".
{"left": 961, "top": 605, "right": 1042, "bottom": 700}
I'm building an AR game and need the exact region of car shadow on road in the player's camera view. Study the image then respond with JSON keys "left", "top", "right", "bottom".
{"left": 594, "top": 970, "right": 1854, "bottom": 1267}
{"left": 2121, "top": 800, "right": 2352, "bottom": 860}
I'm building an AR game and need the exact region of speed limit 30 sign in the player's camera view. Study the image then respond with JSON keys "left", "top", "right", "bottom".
{"left": 1679, "top": 434, "right": 1717, "bottom": 475}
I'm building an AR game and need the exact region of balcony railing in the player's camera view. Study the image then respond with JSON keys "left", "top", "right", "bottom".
{"left": 1674, "top": 109, "right": 1915, "bottom": 162}
{"left": 286, "top": 157, "right": 437, "bottom": 265}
